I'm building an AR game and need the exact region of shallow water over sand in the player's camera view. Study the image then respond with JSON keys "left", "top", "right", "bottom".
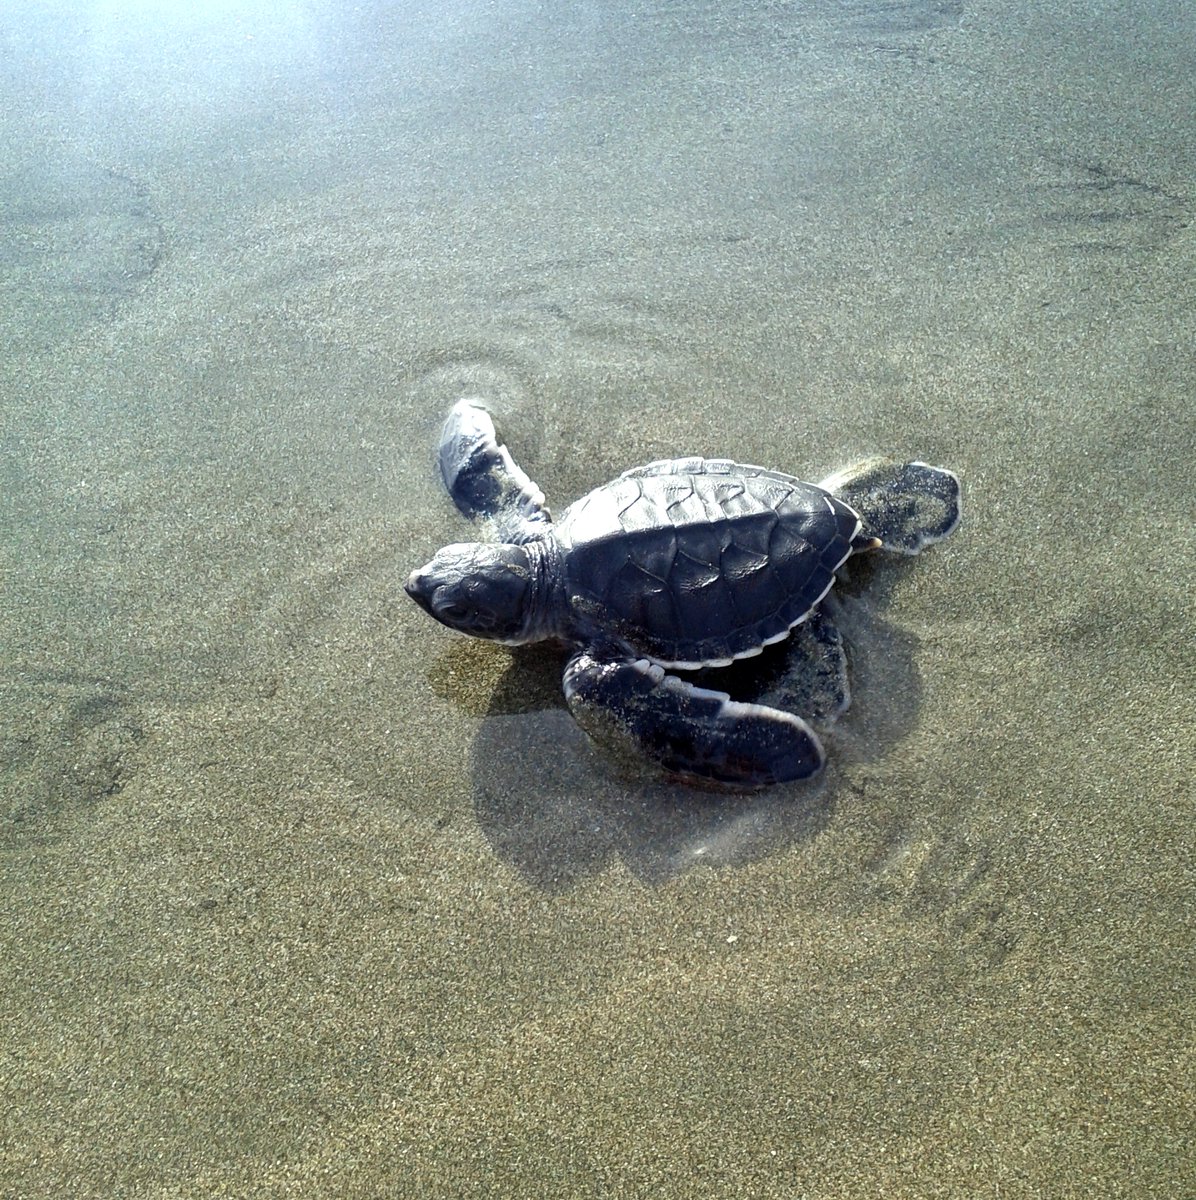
{"left": 2, "top": 1, "right": 1192, "bottom": 1195}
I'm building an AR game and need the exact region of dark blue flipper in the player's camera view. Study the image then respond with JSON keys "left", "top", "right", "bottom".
{"left": 755, "top": 608, "right": 851, "bottom": 723}
{"left": 821, "top": 458, "right": 961, "bottom": 555}
{"left": 563, "top": 648, "right": 825, "bottom": 788}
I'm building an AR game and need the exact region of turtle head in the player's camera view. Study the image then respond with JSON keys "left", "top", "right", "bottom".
{"left": 405, "top": 542, "right": 541, "bottom": 643}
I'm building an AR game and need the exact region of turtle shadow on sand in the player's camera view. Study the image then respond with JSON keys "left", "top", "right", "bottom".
{"left": 462, "top": 561, "right": 928, "bottom": 890}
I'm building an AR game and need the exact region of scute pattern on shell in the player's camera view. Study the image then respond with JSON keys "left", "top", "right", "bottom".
{"left": 557, "top": 466, "right": 861, "bottom": 667}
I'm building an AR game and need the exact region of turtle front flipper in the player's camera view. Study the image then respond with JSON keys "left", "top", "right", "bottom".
{"left": 438, "top": 399, "right": 552, "bottom": 543}
{"left": 820, "top": 457, "right": 961, "bottom": 555}
{"left": 563, "top": 649, "right": 825, "bottom": 788}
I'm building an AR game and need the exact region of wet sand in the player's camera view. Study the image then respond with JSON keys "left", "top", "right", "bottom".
{"left": 1, "top": 1, "right": 1192, "bottom": 1195}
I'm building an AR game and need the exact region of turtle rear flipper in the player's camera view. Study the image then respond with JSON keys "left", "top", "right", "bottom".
{"left": 439, "top": 399, "right": 551, "bottom": 543}
{"left": 563, "top": 649, "right": 825, "bottom": 788}
{"left": 755, "top": 608, "right": 852, "bottom": 723}
{"left": 820, "top": 458, "right": 961, "bottom": 555}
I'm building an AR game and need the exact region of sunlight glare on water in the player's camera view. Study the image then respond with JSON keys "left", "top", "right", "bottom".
{"left": 80, "top": 0, "right": 326, "bottom": 88}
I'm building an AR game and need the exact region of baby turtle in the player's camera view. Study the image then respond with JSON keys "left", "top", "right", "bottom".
{"left": 407, "top": 400, "right": 961, "bottom": 787}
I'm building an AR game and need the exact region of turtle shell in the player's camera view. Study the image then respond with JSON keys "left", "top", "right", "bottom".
{"left": 555, "top": 458, "right": 862, "bottom": 668}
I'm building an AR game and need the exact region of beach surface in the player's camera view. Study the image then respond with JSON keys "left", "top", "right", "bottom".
{"left": 1, "top": 1, "right": 1192, "bottom": 1195}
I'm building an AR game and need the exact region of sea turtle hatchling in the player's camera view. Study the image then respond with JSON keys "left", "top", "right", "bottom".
{"left": 406, "top": 400, "right": 961, "bottom": 787}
